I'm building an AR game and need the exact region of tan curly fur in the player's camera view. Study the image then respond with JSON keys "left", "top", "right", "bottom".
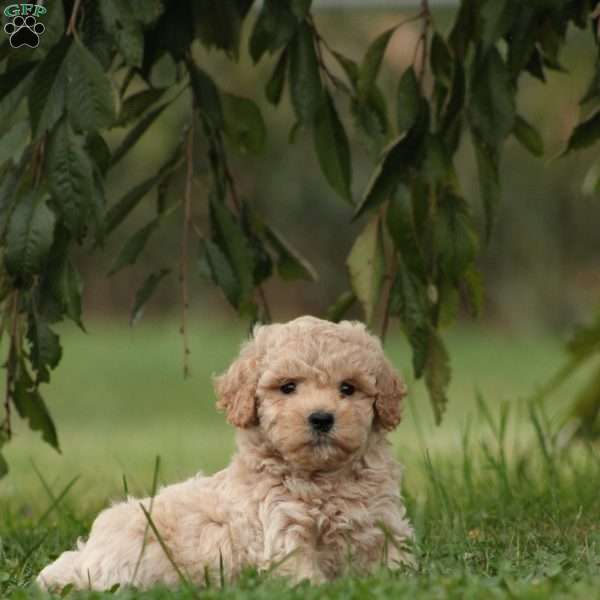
{"left": 37, "top": 316, "right": 414, "bottom": 591}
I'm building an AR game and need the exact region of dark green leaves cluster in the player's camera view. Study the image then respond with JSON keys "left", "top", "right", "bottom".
{"left": 2, "top": 0, "right": 600, "bottom": 470}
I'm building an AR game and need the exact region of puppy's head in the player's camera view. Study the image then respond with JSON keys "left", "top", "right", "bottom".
{"left": 214, "top": 316, "right": 407, "bottom": 471}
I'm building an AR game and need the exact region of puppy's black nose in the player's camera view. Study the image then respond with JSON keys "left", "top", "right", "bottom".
{"left": 308, "top": 411, "right": 334, "bottom": 433}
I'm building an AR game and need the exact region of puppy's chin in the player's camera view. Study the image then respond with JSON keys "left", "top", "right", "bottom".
{"left": 278, "top": 433, "right": 365, "bottom": 472}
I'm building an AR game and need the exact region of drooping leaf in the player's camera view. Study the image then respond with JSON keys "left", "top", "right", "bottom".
{"left": 472, "top": 134, "right": 500, "bottom": 240}
{"left": 396, "top": 67, "right": 421, "bottom": 133}
{"left": 264, "top": 225, "right": 318, "bottom": 281}
{"left": 117, "top": 88, "right": 166, "bottom": 127}
{"left": 109, "top": 219, "right": 159, "bottom": 275}
{"left": 47, "top": 119, "right": 94, "bottom": 238}
{"left": 187, "top": 62, "right": 223, "bottom": 128}
{"left": 198, "top": 238, "right": 239, "bottom": 307}
{"left": 346, "top": 216, "right": 385, "bottom": 324}
{"left": 358, "top": 25, "right": 397, "bottom": 98}
{"left": 468, "top": 47, "right": 515, "bottom": 148}
{"left": 289, "top": 22, "right": 322, "bottom": 124}
{"left": 386, "top": 184, "right": 426, "bottom": 280}
{"left": 110, "top": 101, "right": 170, "bottom": 166}
{"left": 448, "top": 0, "right": 478, "bottom": 58}
{"left": 209, "top": 196, "right": 255, "bottom": 308}
{"left": 326, "top": 290, "right": 356, "bottom": 323}
{"left": 424, "top": 330, "right": 451, "bottom": 425}
{"left": 562, "top": 109, "right": 600, "bottom": 155}
{"left": 249, "top": 0, "right": 298, "bottom": 63}
{"left": 354, "top": 110, "right": 428, "bottom": 220}
{"left": 65, "top": 41, "right": 116, "bottom": 132}
{"left": 99, "top": 0, "right": 144, "bottom": 67}
{"left": 290, "top": 0, "right": 312, "bottom": 19}
{"left": 12, "top": 366, "right": 60, "bottom": 451}
{"left": 61, "top": 260, "right": 85, "bottom": 328}
{"left": 430, "top": 32, "right": 453, "bottom": 86}
{"left": 0, "top": 121, "right": 29, "bottom": 167}
{"left": 29, "top": 37, "right": 71, "bottom": 137}
{"left": 313, "top": 91, "right": 352, "bottom": 202}
{"left": 513, "top": 115, "right": 544, "bottom": 157}
{"left": 130, "top": 268, "right": 171, "bottom": 326}
{"left": 222, "top": 94, "right": 266, "bottom": 155}
{"left": 480, "top": 0, "right": 513, "bottom": 51}
{"left": 0, "top": 60, "right": 37, "bottom": 107}
{"left": 104, "top": 146, "right": 183, "bottom": 236}
{"left": 265, "top": 50, "right": 288, "bottom": 105}
{"left": 389, "top": 260, "right": 430, "bottom": 377}
{"left": 4, "top": 190, "right": 56, "bottom": 284}
{"left": 26, "top": 313, "right": 62, "bottom": 384}
{"left": 434, "top": 192, "right": 478, "bottom": 281}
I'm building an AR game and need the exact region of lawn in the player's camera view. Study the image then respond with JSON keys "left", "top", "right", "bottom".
{"left": 1, "top": 318, "right": 599, "bottom": 598}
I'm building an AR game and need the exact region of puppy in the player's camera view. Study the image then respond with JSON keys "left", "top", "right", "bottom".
{"left": 37, "top": 316, "right": 414, "bottom": 590}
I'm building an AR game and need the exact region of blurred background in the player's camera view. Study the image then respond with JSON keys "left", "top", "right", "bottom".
{"left": 2, "top": 1, "right": 599, "bottom": 509}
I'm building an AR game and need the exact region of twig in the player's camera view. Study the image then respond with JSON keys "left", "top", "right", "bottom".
{"left": 66, "top": 0, "right": 82, "bottom": 36}
{"left": 2, "top": 292, "right": 19, "bottom": 439}
{"left": 179, "top": 125, "right": 194, "bottom": 378}
{"left": 380, "top": 219, "right": 397, "bottom": 345}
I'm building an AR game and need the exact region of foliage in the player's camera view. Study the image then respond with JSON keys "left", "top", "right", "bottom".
{"left": 1, "top": 0, "right": 600, "bottom": 471}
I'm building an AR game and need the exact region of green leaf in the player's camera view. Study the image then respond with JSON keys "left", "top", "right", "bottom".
{"left": 264, "top": 225, "right": 318, "bottom": 281}
{"left": 0, "top": 121, "right": 29, "bottom": 167}
{"left": 210, "top": 196, "right": 255, "bottom": 308}
{"left": 313, "top": 92, "right": 352, "bottom": 202}
{"left": 198, "top": 238, "right": 239, "bottom": 307}
{"left": 109, "top": 219, "right": 159, "bottom": 275}
{"left": 249, "top": 0, "right": 298, "bottom": 63}
{"left": 424, "top": 331, "right": 451, "bottom": 425}
{"left": 265, "top": 50, "right": 288, "bottom": 105}
{"left": 65, "top": 41, "right": 116, "bottom": 132}
{"left": 351, "top": 87, "right": 390, "bottom": 157}
{"left": 386, "top": 184, "right": 426, "bottom": 279}
{"left": 480, "top": 0, "right": 513, "bottom": 51}
{"left": 0, "top": 60, "right": 37, "bottom": 106}
{"left": 130, "top": 268, "right": 171, "bottom": 326}
{"left": 472, "top": 134, "right": 500, "bottom": 240}
{"left": 434, "top": 192, "right": 478, "bottom": 281}
{"left": 86, "top": 132, "right": 112, "bottom": 176}
{"left": 448, "top": 0, "right": 478, "bottom": 59}
{"left": 396, "top": 67, "right": 421, "bottom": 133}
{"left": 468, "top": 48, "right": 516, "bottom": 148}
{"left": 354, "top": 112, "right": 428, "bottom": 221}
{"left": 430, "top": 32, "right": 453, "bottom": 86}
{"left": 13, "top": 366, "right": 60, "bottom": 451}
{"left": 222, "top": 94, "right": 266, "bottom": 155}
{"left": 0, "top": 453, "right": 7, "bottom": 478}
{"left": 110, "top": 102, "right": 170, "bottom": 166}
{"left": 61, "top": 260, "right": 84, "bottom": 329}
{"left": 562, "top": 109, "right": 600, "bottom": 155}
{"left": 4, "top": 190, "right": 56, "bottom": 283}
{"left": 358, "top": 25, "right": 397, "bottom": 98}
{"left": 104, "top": 146, "right": 183, "bottom": 236}
{"left": 290, "top": 0, "right": 312, "bottom": 19}
{"left": 26, "top": 314, "right": 62, "bottom": 384}
{"left": 187, "top": 62, "right": 223, "bottom": 128}
{"left": 193, "top": 0, "right": 249, "bottom": 59}
{"left": 289, "top": 22, "right": 322, "bottom": 124}
{"left": 389, "top": 261, "right": 430, "bottom": 377}
{"left": 100, "top": 0, "right": 144, "bottom": 67}
{"left": 326, "top": 290, "right": 356, "bottom": 323}
{"left": 513, "top": 115, "right": 544, "bottom": 157}
{"left": 29, "top": 38, "right": 71, "bottom": 137}
{"left": 117, "top": 88, "right": 166, "bottom": 127}
{"left": 463, "top": 266, "right": 484, "bottom": 317}
{"left": 47, "top": 119, "right": 94, "bottom": 238}
{"left": 346, "top": 217, "right": 385, "bottom": 324}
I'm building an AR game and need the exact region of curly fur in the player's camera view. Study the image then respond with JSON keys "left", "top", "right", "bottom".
{"left": 37, "top": 316, "right": 414, "bottom": 591}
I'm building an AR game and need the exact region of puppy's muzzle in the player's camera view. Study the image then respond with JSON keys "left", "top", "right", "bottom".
{"left": 308, "top": 411, "right": 334, "bottom": 433}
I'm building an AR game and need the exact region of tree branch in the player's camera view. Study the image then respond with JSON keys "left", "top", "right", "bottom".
{"left": 66, "top": 0, "right": 82, "bottom": 36}
{"left": 179, "top": 124, "right": 194, "bottom": 378}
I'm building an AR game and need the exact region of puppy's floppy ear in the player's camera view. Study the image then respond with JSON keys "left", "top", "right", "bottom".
{"left": 374, "top": 358, "right": 407, "bottom": 431}
{"left": 213, "top": 330, "right": 264, "bottom": 428}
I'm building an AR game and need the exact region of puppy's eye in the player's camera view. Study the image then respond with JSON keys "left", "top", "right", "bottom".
{"left": 280, "top": 382, "right": 297, "bottom": 395}
{"left": 339, "top": 382, "right": 355, "bottom": 396}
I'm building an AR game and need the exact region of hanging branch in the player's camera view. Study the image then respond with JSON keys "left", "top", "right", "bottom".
{"left": 179, "top": 124, "right": 194, "bottom": 378}
{"left": 2, "top": 292, "right": 19, "bottom": 440}
{"left": 66, "top": 0, "right": 82, "bottom": 36}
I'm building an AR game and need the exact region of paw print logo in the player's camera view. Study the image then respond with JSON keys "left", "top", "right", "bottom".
{"left": 4, "top": 15, "right": 45, "bottom": 48}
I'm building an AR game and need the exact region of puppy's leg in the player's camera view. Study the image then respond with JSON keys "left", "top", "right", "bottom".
{"left": 37, "top": 498, "right": 177, "bottom": 591}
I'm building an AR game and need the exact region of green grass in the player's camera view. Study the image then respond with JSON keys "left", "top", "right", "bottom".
{"left": 1, "top": 319, "right": 599, "bottom": 598}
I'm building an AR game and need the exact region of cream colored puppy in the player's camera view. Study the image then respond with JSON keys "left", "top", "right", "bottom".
{"left": 37, "top": 316, "right": 414, "bottom": 591}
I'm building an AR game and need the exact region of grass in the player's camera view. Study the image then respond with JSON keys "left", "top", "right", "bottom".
{"left": 1, "top": 318, "right": 599, "bottom": 598}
